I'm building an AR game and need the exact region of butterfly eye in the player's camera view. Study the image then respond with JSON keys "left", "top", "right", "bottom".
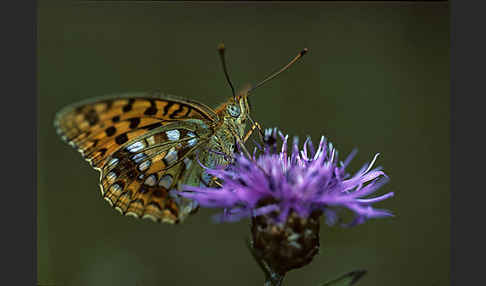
{"left": 226, "top": 104, "right": 241, "bottom": 118}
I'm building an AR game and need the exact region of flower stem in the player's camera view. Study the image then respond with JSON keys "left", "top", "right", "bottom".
{"left": 246, "top": 238, "right": 285, "bottom": 286}
{"left": 264, "top": 272, "right": 283, "bottom": 286}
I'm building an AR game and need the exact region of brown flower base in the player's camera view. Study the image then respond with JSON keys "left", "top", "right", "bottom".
{"left": 251, "top": 210, "right": 321, "bottom": 275}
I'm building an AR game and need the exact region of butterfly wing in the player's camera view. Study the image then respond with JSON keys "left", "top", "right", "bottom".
{"left": 54, "top": 91, "right": 217, "bottom": 169}
{"left": 100, "top": 121, "right": 212, "bottom": 223}
{"left": 54, "top": 91, "right": 219, "bottom": 223}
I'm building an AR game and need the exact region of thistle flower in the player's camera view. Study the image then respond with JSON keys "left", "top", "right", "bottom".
{"left": 181, "top": 128, "right": 394, "bottom": 275}
{"left": 182, "top": 128, "right": 393, "bottom": 225}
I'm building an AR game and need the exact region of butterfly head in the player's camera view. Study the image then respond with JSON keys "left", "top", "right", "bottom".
{"left": 216, "top": 92, "right": 251, "bottom": 124}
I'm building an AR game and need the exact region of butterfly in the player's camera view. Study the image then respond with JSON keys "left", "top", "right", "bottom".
{"left": 54, "top": 44, "right": 307, "bottom": 224}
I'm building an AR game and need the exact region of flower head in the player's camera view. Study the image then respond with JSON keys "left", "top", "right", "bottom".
{"left": 181, "top": 128, "right": 394, "bottom": 275}
{"left": 181, "top": 128, "right": 394, "bottom": 226}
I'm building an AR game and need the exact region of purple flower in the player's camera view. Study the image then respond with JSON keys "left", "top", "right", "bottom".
{"left": 181, "top": 128, "right": 394, "bottom": 226}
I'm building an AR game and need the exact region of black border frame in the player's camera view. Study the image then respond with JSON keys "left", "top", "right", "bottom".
{"left": 450, "top": 0, "right": 483, "bottom": 285}
{"left": 2, "top": 0, "right": 37, "bottom": 285}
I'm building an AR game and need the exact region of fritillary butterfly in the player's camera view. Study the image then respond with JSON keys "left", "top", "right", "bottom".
{"left": 54, "top": 44, "right": 307, "bottom": 224}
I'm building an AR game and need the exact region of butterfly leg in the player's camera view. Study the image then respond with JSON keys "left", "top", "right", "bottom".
{"left": 243, "top": 120, "right": 264, "bottom": 143}
{"left": 236, "top": 135, "right": 252, "bottom": 158}
{"left": 210, "top": 176, "right": 223, "bottom": 188}
{"left": 229, "top": 123, "right": 253, "bottom": 158}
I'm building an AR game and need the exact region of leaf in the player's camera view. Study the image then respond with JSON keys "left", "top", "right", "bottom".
{"left": 319, "top": 270, "right": 367, "bottom": 286}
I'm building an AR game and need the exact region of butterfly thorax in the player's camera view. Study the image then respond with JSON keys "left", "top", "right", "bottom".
{"left": 197, "top": 94, "right": 251, "bottom": 171}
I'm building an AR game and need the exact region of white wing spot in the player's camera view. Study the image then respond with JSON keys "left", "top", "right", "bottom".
{"left": 110, "top": 183, "right": 122, "bottom": 192}
{"left": 138, "top": 160, "right": 151, "bottom": 171}
{"left": 127, "top": 141, "right": 145, "bottom": 153}
{"left": 187, "top": 132, "right": 197, "bottom": 147}
{"left": 108, "top": 158, "right": 119, "bottom": 167}
{"left": 188, "top": 138, "right": 198, "bottom": 147}
{"left": 144, "top": 174, "right": 157, "bottom": 186}
{"left": 106, "top": 171, "right": 117, "bottom": 183}
{"left": 132, "top": 153, "right": 147, "bottom": 163}
{"left": 165, "top": 147, "right": 178, "bottom": 164}
{"left": 166, "top": 130, "right": 180, "bottom": 141}
{"left": 158, "top": 174, "right": 173, "bottom": 189}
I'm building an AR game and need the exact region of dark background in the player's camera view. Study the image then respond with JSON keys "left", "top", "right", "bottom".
{"left": 38, "top": 2, "right": 449, "bottom": 286}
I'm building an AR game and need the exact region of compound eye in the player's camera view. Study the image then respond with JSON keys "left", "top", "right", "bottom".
{"left": 227, "top": 104, "right": 241, "bottom": 118}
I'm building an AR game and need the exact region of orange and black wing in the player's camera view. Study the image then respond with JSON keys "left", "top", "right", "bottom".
{"left": 54, "top": 91, "right": 217, "bottom": 223}
{"left": 99, "top": 123, "right": 210, "bottom": 223}
{"left": 54, "top": 91, "right": 216, "bottom": 169}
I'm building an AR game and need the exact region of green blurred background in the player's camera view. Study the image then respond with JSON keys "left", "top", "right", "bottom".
{"left": 38, "top": 2, "right": 449, "bottom": 286}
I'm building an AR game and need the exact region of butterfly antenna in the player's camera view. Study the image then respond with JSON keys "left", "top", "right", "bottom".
{"left": 248, "top": 48, "right": 308, "bottom": 95}
{"left": 218, "top": 43, "right": 237, "bottom": 100}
